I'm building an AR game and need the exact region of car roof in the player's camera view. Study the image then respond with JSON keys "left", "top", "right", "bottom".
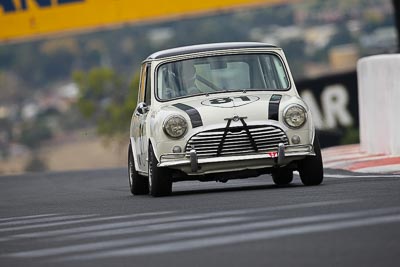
{"left": 146, "top": 42, "right": 277, "bottom": 60}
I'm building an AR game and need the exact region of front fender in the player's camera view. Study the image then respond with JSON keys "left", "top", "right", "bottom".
{"left": 147, "top": 107, "right": 191, "bottom": 162}
{"left": 129, "top": 138, "right": 141, "bottom": 171}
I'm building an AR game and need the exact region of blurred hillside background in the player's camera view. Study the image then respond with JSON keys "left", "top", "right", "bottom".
{"left": 0, "top": 0, "right": 397, "bottom": 175}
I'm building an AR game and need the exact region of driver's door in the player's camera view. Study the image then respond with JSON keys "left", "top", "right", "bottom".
{"left": 133, "top": 63, "right": 151, "bottom": 172}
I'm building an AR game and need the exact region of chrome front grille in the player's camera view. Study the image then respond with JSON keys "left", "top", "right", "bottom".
{"left": 185, "top": 125, "right": 288, "bottom": 158}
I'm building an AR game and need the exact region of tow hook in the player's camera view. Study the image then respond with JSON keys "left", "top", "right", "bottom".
{"left": 277, "top": 143, "right": 285, "bottom": 165}
{"left": 190, "top": 149, "right": 199, "bottom": 172}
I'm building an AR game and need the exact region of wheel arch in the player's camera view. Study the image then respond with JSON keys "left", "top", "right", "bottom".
{"left": 148, "top": 137, "right": 160, "bottom": 162}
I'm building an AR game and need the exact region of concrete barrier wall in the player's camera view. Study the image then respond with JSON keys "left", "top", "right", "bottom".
{"left": 357, "top": 55, "right": 400, "bottom": 155}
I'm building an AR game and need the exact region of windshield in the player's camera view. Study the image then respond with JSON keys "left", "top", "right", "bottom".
{"left": 157, "top": 53, "right": 289, "bottom": 100}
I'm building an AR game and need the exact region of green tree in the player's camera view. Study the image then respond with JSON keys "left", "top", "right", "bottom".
{"left": 73, "top": 68, "right": 139, "bottom": 140}
{"left": 18, "top": 120, "right": 53, "bottom": 150}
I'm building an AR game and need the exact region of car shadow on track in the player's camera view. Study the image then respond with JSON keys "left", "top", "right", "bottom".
{"left": 171, "top": 183, "right": 304, "bottom": 197}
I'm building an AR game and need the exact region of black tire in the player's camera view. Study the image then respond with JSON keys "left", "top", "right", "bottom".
{"left": 148, "top": 145, "right": 172, "bottom": 197}
{"left": 272, "top": 168, "right": 293, "bottom": 186}
{"left": 298, "top": 136, "right": 324, "bottom": 186}
{"left": 128, "top": 144, "right": 149, "bottom": 195}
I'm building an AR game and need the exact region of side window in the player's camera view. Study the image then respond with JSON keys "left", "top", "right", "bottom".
{"left": 138, "top": 64, "right": 147, "bottom": 103}
{"left": 144, "top": 65, "right": 151, "bottom": 105}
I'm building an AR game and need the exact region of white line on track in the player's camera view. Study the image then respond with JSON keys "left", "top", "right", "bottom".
{"left": 7, "top": 207, "right": 400, "bottom": 259}
{"left": 0, "top": 211, "right": 174, "bottom": 233}
{"left": 167, "top": 207, "right": 400, "bottom": 238}
{"left": 0, "top": 214, "right": 60, "bottom": 222}
{"left": 9, "top": 214, "right": 245, "bottom": 240}
{"left": 104, "top": 214, "right": 400, "bottom": 258}
{"left": 2, "top": 200, "right": 355, "bottom": 240}
{"left": 60, "top": 216, "right": 254, "bottom": 241}
{"left": 58, "top": 208, "right": 400, "bottom": 261}
{"left": 7, "top": 217, "right": 248, "bottom": 258}
{"left": 0, "top": 215, "right": 97, "bottom": 227}
{"left": 324, "top": 174, "right": 400, "bottom": 179}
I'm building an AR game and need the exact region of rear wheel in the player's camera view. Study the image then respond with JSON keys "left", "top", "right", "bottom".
{"left": 128, "top": 144, "right": 149, "bottom": 195}
{"left": 272, "top": 168, "right": 293, "bottom": 185}
{"left": 298, "top": 136, "right": 324, "bottom": 186}
{"left": 148, "top": 145, "right": 172, "bottom": 197}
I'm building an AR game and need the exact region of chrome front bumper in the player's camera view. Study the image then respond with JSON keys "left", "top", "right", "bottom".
{"left": 158, "top": 143, "right": 314, "bottom": 174}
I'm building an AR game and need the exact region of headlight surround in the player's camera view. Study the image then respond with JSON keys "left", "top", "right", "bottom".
{"left": 283, "top": 104, "right": 307, "bottom": 129}
{"left": 163, "top": 115, "right": 188, "bottom": 139}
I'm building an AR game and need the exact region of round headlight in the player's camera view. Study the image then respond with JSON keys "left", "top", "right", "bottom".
{"left": 283, "top": 105, "right": 307, "bottom": 128}
{"left": 163, "top": 115, "right": 188, "bottom": 139}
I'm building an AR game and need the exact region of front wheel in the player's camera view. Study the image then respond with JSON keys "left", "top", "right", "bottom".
{"left": 128, "top": 144, "right": 149, "bottom": 195}
{"left": 148, "top": 145, "right": 172, "bottom": 197}
{"left": 272, "top": 168, "right": 293, "bottom": 186}
{"left": 298, "top": 136, "right": 324, "bottom": 186}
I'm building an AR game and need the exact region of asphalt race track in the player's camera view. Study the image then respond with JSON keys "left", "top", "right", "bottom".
{"left": 1, "top": 168, "right": 400, "bottom": 267}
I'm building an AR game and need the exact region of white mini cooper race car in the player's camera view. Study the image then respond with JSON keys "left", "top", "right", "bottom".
{"left": 129, "top": 42, "right": 323, "bottom": 197}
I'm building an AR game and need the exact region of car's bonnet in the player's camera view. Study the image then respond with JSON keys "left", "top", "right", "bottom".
{"left": 164, "top": 92, "right": 292, "bottom": 128}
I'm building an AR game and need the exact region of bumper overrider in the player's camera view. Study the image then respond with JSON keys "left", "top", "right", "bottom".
{"left": 159, "top": 143, "right": 315, "bottom": 175}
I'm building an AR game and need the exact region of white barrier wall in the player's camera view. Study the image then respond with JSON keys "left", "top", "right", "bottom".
{"left": 357, "top": 55, "right": 400, "bottom": 155}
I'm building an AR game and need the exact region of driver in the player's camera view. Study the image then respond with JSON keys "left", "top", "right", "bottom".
{"left": 181, "top": 63, "right": 202, "bottom": 95}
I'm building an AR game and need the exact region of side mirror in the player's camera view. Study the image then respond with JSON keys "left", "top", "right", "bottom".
{"left": 136, "top": 102, "right": 149, "bottom": 115}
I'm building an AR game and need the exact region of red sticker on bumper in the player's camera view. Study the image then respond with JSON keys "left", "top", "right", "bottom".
{"left": 268, "top": 152, "right": 278, "bottom": 158}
